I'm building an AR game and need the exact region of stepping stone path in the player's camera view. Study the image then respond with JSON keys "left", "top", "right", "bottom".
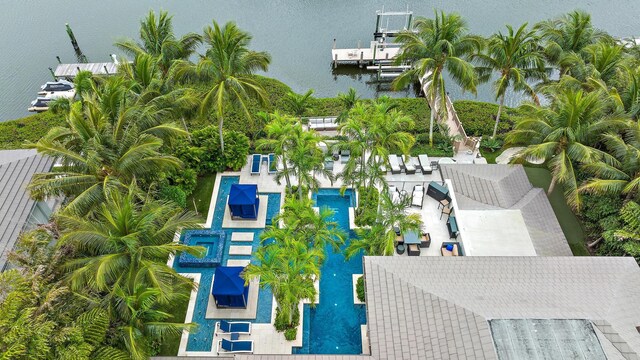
{"left": 226, "top": 259, "right": 251, "bottom": 267}
{"left": 229, "top": 245, "right": 253, "bottom": 256}
{"left": 231, "top": 232, "right": 254, "bottom": 242}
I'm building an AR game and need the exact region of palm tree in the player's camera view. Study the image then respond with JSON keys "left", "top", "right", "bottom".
{"left": 535, "top": 10, "right": 610, "bottom": 74}
{"left": 115, "top": 10, "right": 202, "bottom": 76}
{"left": 580, "top": 119, "right": 640, "bottom": 201}
{"left": 28, "top": 96, "right": 185, "bottom": 215}
{"left": 285, "top": 89, "right": 314, "bottom": 117}
{"left": 286, "top": 124, "right": 332, "bottom": 199}
{"left": 474, "top": 23, "right": 547, "bottom": 138}
{"left": 393, "top": 11, "right": 482, "bottom": 146}
{"left": 506, "top": 88, "right": 625, "bottom": 211}
{"left": 345, "top": 191, "right": 422, "bottom": 257}
{"left": 56, "top": 184, "right": 202, "bottom": 299}
{"left": 175, "top": 21, "right": 271, "bottom": 152}
{"left": 243, "top": 231, "right": 321, "bottom": 328}
{"left": 336, "top": 87, "right": 360, "bottom": 122}
{"left": 257, "top": 112, "right": 296, "bottom": 187}
{"left": 111, "top": 284, "right": 196, "bottom": 360}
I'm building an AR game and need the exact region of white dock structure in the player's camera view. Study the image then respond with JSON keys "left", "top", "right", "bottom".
{"left": 332, "top": 40, "right": 401, "bottom": 67}
{"left": 54, "top": 62, "right": 119, "bottom": 78}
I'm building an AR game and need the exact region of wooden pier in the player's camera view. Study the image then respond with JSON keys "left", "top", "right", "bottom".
{"left": 54, "top": 62, "right": 120, "bottom": 78}
{"left": 331, "top": 40, "right": 401, "bottom": 67}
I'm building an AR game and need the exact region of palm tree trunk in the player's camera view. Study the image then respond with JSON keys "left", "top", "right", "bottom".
{"left": 492, "top": 94, "right": 505, "bottom": 139}
{"left": 181, "top": 117, "right": 192, "bottom": 141}
{"left": 547, "top": 175, "right": 558, "bottom": 195}
{"left": 429, "top": 106, "right": 435, "bottom": 147}
{"left": 282, "top": 161, "right": 292, "bottom": 188}
{"left": 219, "top": 115, "right": 225, "bottom": 153}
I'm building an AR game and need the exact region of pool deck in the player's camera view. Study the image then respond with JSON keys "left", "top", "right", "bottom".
{"left": 175, "top": 154, "right": 464, "bottom": 356}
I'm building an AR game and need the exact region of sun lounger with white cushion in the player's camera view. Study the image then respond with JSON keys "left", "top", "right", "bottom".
{"left": 404, "top": 157, "right": 416, "bottom": 174}
{"left": 418, "top": 154, "right": 432, "bottom": 174}
{"left": 412, "top": 185, "right": 424, "bottom": 208}
{"left": 388, "top": 155, "right": 401, "bottom": 174}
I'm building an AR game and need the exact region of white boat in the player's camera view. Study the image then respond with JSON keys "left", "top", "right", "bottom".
{"left": 43, "top": 89, "right": 76, "bottom": 99}
{"left": 38, "top": 80, "right": 74, "bottom": 95}
{"left": 28, "top": 97, "right": 53, "bottom": 112}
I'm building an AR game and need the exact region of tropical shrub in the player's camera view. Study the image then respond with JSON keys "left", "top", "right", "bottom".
{"left": 356, "top": 275, "right": 365, "bottom": 302}
{"left": 159, "top": 185, "right": 187, "bottom": 208}
{"left": 284, "top": 328, "right": 298, "bottom": 341}
{"left": 453, "top": 100, "right": 526, "bottom": 136}
{"left": 480, "top": 137, "right": 503, "bottom": 153}
{"left": 176, "top": 128, "right": 250, "bottom": 173}
{"left": 220, "top": 130, "right": 250, "bottom": 170}
{"left": 355, "top": 186, "right": 379, "bottom": 227}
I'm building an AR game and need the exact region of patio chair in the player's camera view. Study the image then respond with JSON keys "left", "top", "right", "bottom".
{"left": 267, "top": 153, "right": 277, "bottom": 174}
{"left": 440, "top": 206, "right": 452, "bottom": 220}
{"left": 418, "top": 154, "right": 432, "bottom": 174}
{"left": 389, "top": 185, "right": 401, "bottom": 204}
{"left": 250, "top": 154, "right": 261, "bottom": 175}
{"left": 407, "top": 244, "right": 421, "bottom": 256}
{"left": 388, "top": 155, "right": 401, "bottom": 174}
{"left": 216, "top": 320, "right": 252, "bottom": 335}
{"left": 441, "top": 243, "right": 460, "bottom": 257}
{"left": 217, "top": 338, "right": 254, "bottom": 355}
{"left": 324, "top": 157, "right": 334, "bottom": 171}
{"left": 420, "top": 233, "right": 431, "bottom": 248}
{"left": 404, "top": 157, "right": 416, "bottom": 174}
{"left": 412, "top": 185, "right": 425, "bottom": 208}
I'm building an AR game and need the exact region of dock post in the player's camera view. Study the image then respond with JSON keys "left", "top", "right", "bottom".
{"left": 375, "top": 13, "right": 381, "bottom": 37}
{"left": 48, "top": 67, "right": 57, "bottom": 81}
{"left": 407, "top": 13, "right": 413, "bottom": 29}
{"left": 334, "top": 54, "right": 338, "bottom": 69}
{"left": 104, "top": 65, "right": 109, "bottom": 75}
{"left": 359, "top": 51, "right": 364, "bottom": 68}
{"left": 333, "top": 38, "right": 336, "bottom": 50}
{"left": 65, "top": 23, "right": 88, "bottom": 63}
{"left": 56, "top": 56, "right": 62, "bottom": 64}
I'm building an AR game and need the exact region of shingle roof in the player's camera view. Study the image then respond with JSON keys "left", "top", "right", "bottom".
{"left": 364, "top": 256, "right": 640, "bottom": 360}
{"left": 440, "top": 164, "right": 572, "bottom": 256}
{"left": 0, "top": 149, "right": 53, "bottom": 270}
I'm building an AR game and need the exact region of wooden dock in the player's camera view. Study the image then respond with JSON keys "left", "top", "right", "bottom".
{"left": 54, "top": 62, "right": 120, "bottom": 78}
{"left": 331, "top": 41, "right": 401, "bottom": 67}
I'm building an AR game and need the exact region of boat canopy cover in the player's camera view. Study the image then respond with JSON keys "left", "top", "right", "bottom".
{"left": 41, "top": 81, "right": 74, "bottom": 92}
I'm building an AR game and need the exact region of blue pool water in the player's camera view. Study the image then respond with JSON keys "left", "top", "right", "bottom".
{"left": 173, "top": 176, "right": 281, "bottom": 352}
{"left": 295, "top": 188, "right": 367, "bottom": 354}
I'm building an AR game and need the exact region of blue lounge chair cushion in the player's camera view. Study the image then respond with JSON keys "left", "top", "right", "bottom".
{"left": 251, "top": 154, "right": 261, "bottom": 173}
{"left": 220, "top": 320, "right": 250, "bottom": 333}
{"left": 221, "top": 338, "right": 253, "bottom": 352}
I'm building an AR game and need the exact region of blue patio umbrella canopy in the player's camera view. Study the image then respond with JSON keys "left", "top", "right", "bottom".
{"left": 212, "top": 266, "right": 250, "bottom": 308}
{"left": 228, "top": 184, "right": 260, "bottom": 220}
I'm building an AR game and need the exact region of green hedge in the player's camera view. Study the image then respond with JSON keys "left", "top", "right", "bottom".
{"left": 0, "top": 112, "right": 65, "bottom": 150}
{"left": 453, "top": 100, "right": 527, "bottom": 137}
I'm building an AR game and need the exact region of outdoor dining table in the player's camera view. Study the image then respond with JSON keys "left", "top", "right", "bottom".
{"left": 404, "top": 231, "right": 421, "bottom": 245}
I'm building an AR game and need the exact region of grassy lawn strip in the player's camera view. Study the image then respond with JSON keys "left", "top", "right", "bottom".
{"left": 186, "top": 173, "right": 216, "bottom": 222}
{"left": 156, "top": 281, "right": 193, "bottom": 356}
{"left": 524, "top": 167, "right": 589, "bottom": 256}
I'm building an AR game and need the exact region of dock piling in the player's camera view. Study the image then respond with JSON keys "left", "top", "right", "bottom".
{"left": 48, "top": 67, "right": 57, "bottom": 81}
{"left": 334, "top": 54, "right": 338, "bottom": 69}
{"left": 65, "top": 23, "right": 88, "bottom": 63}
{"left": 56, "top": 56, "right": 62, "bottom": 64}
{"left": 333, "top": 38, "right": 336, "bottom": 50}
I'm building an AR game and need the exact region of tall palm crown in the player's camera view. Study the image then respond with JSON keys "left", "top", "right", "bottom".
{"left": 177, "top": 21, "right": 271, "bottom": 152}
{"left": 580, "top": 119, "right": 640, "bottom": 201}
{"left": 506, "top": 89, "right": 624, "bottom": 211}
{"left": 393, "top": 11, "right": 481, "bottom": 146}
{"left": 286, "top": 124, "right": 332, "bottom": 199}
{"left": 28, "top": 77, "right": 186, "bottom": 215}
{"left": 535, "top": 10, "right": 610, "bottom": 74}
{"left": 116, "top": 10, "right": 202, "bottom": 75}
{"left": 474, "top": 23, "right": 547, "bottom": 138}
{"left": 57, "top": 184, "right": 201, "bottom": 298}
{"left": 257, "top": 112, "right": 296, "bottom": 187}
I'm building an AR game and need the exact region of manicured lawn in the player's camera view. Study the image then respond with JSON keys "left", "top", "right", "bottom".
{"left": 481, "top": 148, "right": 503, "bottom": 164}
{"left": 156, "top": 282, "right": 192, "bottom": 356}
{"left": 186, "top": 173, "right": 216, "bottom": 221}
{"left": 524, "top": 167, "right": 589, "bottom": 256}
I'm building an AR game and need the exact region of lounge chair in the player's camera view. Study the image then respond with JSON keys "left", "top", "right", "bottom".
{"left": 389, "top": 185, "right": 401, "bottom": 204}
{"left": 250, "top": 154, "right": 261, "bottom": 175}
{"left": 420, "top": 233, "right": 431, "bottom": 248}
{"left": 267, "top": 153, "right": 277, "bottom": 174}
{"left": 217, "top": 339, "right": 254, "bottom": 355}
{"left": 404, "top": 157, "right": 416, "bottom": 174}
{"left": 412, "top": 185, "right": 424, "bottom": 208}
{"left": 324, "top": 157, "right": 334, "bottom": 171}
{"left": 215, "top": 320, "right": 252, "bottom": 335}
{"left": 441, "top": 243, "right": 460, "bottom": 257}
{"left": 418, "top": 154, "right": 432, "bottom": 174}
{"left": 388, "top": 155, "right": 401, "bottom": 174}
{"left": 341, "top": 150, "right": 350, "bottom": 164}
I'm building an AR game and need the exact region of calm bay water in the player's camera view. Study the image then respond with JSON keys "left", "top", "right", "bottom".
{"left": 1, "top": 0, "right": 639, "bottom": 121}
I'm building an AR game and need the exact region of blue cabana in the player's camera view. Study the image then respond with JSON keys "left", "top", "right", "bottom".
{"left": 228, "top": 184, "right": 260, "bottom": 220}
{"left": 212, "top": 266, "right": 250, "bottom": 308}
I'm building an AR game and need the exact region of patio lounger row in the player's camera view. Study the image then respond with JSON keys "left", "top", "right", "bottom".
{"left": 215, "top": 320, "right": 252, "bottom": 335}
{"left": 404, "top": 157, "right": 416, "bottom": 174}
{"left": 388, "top": 155, "right": 401, "bottom": 174}
{"left": 250, "top": 154, "right": 262, "bottom": 175}
{"left": 418, "top": 154, "right": 432, "bottom": 174}
{"left": 217, "top": 338, "right": 254, "bottom": 354}
{"left": 308, "top": 117, "right": 338, "bottom": 131}
{"left": 412, "top": 185, "right": 424, "bottom": 208}
{"left": 267, "top": 153, "right": 276, "bottom": 174}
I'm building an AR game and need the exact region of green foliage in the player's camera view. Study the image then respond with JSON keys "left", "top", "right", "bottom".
{"left": 356, "top": 275, "right": 365, "bottom": 302}
{"left": 0, "top": 112, "right": 65, "bottom": 150}
{"left": 480, "top": 137, "right": 504, "bottom": 153}
{"left": 580, "top": 194, "right": 623, "bottom": 235}
{"left": 599, "top": 201, "right": 640, "bottom": 262}
{"left": 355, "top": 186, "right": 379, "bottom": 227}
{"left": 167, "top": 168, "right": 198, "bottom": 196}
{"left": 284, "top": 328, "right": 298, "bottom": 341}
{"left": 175, "top": 128, "right": 249, "bottom": 174}
{"left": 453, "top": 100, "right": 527, "bottom": 136}
{"left": 274, "top": 307, "right": 300, "bottom": 332}
{"left": 159, "top": 185, "right": 187, "bottom": 208}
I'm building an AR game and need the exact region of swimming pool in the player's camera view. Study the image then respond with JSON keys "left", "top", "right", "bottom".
{"left": 295, "top": 188, "right": 366, "bottom": 354}
{"left": 173, "top": 176, "right": 281, "bottom": 352}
